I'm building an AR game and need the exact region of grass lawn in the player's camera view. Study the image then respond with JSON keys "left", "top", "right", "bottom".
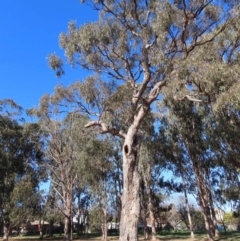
{"left": 157, "top": 230, "right": 240, "bottom": 240}
{"left": 5, "top": 231, "right": 240, "bottom": 241}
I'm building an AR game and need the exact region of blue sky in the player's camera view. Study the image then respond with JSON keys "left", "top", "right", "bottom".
{"left": 0, "top": 0, "right": 98, "bottom": 110}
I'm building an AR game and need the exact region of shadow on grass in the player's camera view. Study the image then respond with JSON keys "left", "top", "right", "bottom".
{"left": 10, "top": 230, "right": 240, "bottom": 241}
{"left": 215, "top": 230, "right": 240, "bottom": 241}
{"left": 157, "top": 230, "right": 240, "bottom": 241}
{"left": 12, "top": 232, "right": 118, "bottom": 241}
{"left": 157, "top": 230, "right": 205, "bottom": 240}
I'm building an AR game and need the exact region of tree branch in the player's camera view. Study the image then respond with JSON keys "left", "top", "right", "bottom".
{"left": 173, "top": 95, "right": 203, "bottom": 102}
{"left": 85, "top": 120, "right": 126, "bottom": 139}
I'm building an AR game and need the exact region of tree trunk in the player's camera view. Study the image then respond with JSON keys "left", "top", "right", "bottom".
{"left": 119, "top": 134, "right": 141, "bottom": 241}
{"left": 149, "top": 207, "right": 157, "bottom": 241}
{"left": 146, "top": 184, "right": 157, "bottom": 240}
{"left": 3, "top": 222, "right": 10, "bottom": 241}
{"left": 142, "top": 160, "right": 157, "bottom": 241}
{"left": 64, "top": 216, "right": 71, "bottom": 241}
{"left": 191, "top": 157, "right": 214, "bottom": 241}
{"left": 140, "top": 181, "right": 148, "bottom": 240}
{"left": 49, "top": 219, "right": 54, "bottom": 237}
{"left": 211, "top": 208, "right": 219, "bottom": 237}
{"left": 207, "top": 171, "right": 220, "bottom": 238}
{"left": 201, "top": 205, "right": 214, "bottom": 241}
{"left": 101, "top": 190, "right": 108, "bottom": 241}
{"left": 182, "top": 179, "right": 194, "bottom": 239}
{"left": 77, "top": 216, "right": 80, "bottom": 237}
{"left": 143, "top": 217, "right": 149, "bottom": 240}
{"left": 39, "top": 220, "right": 43, "bottom": 239}
{"left": 198, "top": 181, "right": 214, "bottom": 241}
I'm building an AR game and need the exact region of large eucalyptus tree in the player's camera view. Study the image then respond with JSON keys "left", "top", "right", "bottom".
{"left": 46, "top": 1, "right": 239, "bottom": 240}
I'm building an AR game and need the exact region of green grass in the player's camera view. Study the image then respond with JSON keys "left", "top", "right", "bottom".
{"left": 7, "top": 230, "right": 240, "bottom": 241}
{"left": 157, "top": 230, "right": 240, "bottom": 241}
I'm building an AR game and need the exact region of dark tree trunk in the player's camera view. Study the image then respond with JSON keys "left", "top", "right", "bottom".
{"left": 77, "top": 216, "right": 80, "bottom": 237}
{"left": 49, "top": 219, "right": 54, "bottom": 237}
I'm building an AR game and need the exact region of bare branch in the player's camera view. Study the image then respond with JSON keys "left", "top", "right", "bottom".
{"left": 53, "top": 187, "right": 65, "bottom": 203}
{"left": 85, "top": 120, "right": 126, "bottom": 139}
{"left": 145, "top": 35, "right": 158, "bottom": 50}
{"left": 147, "top": 80, "right": 167, "bottom": 104}
{"left": 173, "top": 95, "right": 203, "bottom": 102}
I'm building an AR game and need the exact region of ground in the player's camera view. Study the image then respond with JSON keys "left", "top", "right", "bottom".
{"left": 2, "top": 231, "right": 240, "bottom": 241}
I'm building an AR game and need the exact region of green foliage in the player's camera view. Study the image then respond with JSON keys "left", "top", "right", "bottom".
{"left": 0, "top": 99, "right": 46, "bottom": 230}
{"left": 89, "top": 207, "right": 102, "bottom": 232}
{"left": 224, "top": 212, "right": 240, "bottom": 225}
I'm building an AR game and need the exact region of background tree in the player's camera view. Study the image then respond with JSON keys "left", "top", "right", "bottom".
{"left": 29, "top": 101, "right": 94, "bottom": 241}
{"left": 0, "top": 100, "right": 46, "bottom": 241}
{"left": 83, "top": 137, "right": 119, "bottom": 241}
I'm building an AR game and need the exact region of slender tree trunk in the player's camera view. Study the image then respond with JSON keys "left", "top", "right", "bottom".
{"left": 64, "top": 200, "right": 72, "bottom": 241}
{"left": 198, "top": 185, "right": 215, "bottom": 241}
{"left": 210, "top": 204, "right": 219, "bottom": 237}
{"left": 182, "top": 178, "right": 194, "bottom": 239}
{"left": 192, "top": 163, "right": 214, "bottom": 241}
{"left": 102, "top": 189, "right": 108, "bottom": 241}
{"left": 140, "top": 181, "right": 148, "bottom": 240}
{"left": 221, "top": 216, "right": 227, "bottom": 234}
{"left": 188, "top": 151, "right": 214, "bottom": 241}
{"left": 145, "top": 183, "right": 157, "bottom": 240}
{"left": 49, "top": 219, "right": 54, "bottom": 237}
{"left": 143, "top": 217, "right": 149, "bottom": 240}
{"left": 3, "top": 222, "right": 10, "bottom": 241}
{"left": 39, "top": 220, "right": 43, "bottom": 239}
{"left": 142, "top": 160, "right": 157, "bottom": 241}
{"left": 77, "top": 216, "right": 80, "bottom": 237}
{"left": 202, "top": 204, "right": 215, "bottom": 241}
{"left": 149, "top": 207, "right": 157, "bottom": 240}
{"left": 206, "top": 170, "right": 220, "bottom": 237}
{"left": 119, "top": 134, "right": 141, "bottom": 241}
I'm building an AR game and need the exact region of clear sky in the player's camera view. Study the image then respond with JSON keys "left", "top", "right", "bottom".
{"left": 0, "top": 0, "right": 98, "bottom": 110}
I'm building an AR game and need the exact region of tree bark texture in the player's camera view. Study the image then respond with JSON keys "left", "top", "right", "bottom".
{"left": 61, "top": 167, "right": 74, "bottom": 241}
{"left": 192, "top": 163, "right": 214, "bottom": 241}
{"left": 140, "top": 182, "right": 149, "bottom": 240}
{"left": 119, "top": 134, "right": 141, "bottom": 241}
{"left": 64, "top": 216, "right": 71, "bottom": 241}
{"left": 182, "top": 179, "right": 194, "bottom": 239}
{"left": 101, "top": 190, "right": 108, "bottom": 241}
{"left": 206, "top": 170, "right": 220, "bottom": 237}
{"left": 39, "top": 220, "right": 43, "bottom": 239}
{"left": 3, "top": 222, "right": 10, "bottom": 241}
{"left": 145, "top": 174, "right": 157, "bottom": 240}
